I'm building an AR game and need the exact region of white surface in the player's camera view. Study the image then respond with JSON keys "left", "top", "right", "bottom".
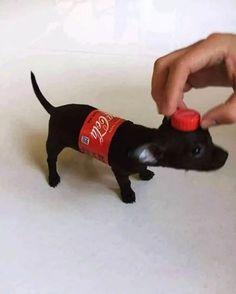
{"left": 0, "top": 1, "right": 236, "bottom": 294}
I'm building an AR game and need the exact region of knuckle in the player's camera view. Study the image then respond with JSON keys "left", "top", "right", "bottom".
{"left": 154, "top": 58, "right": 165, "bottom": 71}
{"left": 225, "top": 95, "right": 236, "bottom": 122}
{"left": 172, "top": 58, "right": 188, "bottom": 72}
{"left": 207, "top": 32, "right": 222, "bottom": 41}
{"left": 222, "top": 100, "right": 236, "bottom": 123}
{"left": 150, "top": 89, "right": 160, "bottom": 104}
{"left": 151, "top": 88, "right": 157, "bottom": 98}
{"left": 151, "top": 89, "right": 156, "bottom": 99}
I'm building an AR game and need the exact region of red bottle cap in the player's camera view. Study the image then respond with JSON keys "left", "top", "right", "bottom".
{"left": 171, "top": 109, "right": 200, "bottom": 132}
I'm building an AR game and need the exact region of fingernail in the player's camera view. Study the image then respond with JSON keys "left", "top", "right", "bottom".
{"left": 156, "top": 105, "right": 162, "bottom": 114}
{"left": 201, "top": 119, "right": 217, "bottom": 129}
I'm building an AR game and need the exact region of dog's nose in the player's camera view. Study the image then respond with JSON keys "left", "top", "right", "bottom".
{"left": 222, "top": 151, "right": 229, "bottom": 164}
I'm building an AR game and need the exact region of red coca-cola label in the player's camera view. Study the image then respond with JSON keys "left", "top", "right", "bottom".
{"left": 78, "top": 110, "right": 125, "bottom": 164}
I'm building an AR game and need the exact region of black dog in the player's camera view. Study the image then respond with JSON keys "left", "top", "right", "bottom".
{"left": 31, "top": 72, "right": 228, "bottom": 203}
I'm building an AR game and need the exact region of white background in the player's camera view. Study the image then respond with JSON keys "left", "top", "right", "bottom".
{"left": 0, "top": 1, "right": 236, "bottom": 294}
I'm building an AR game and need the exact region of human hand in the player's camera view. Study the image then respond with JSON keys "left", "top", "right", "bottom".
{"left": 151, "top": 33, "right": 236, "bottom": 128}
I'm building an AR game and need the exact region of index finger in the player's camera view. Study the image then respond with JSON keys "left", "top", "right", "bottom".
{"left": 151, "top": 47, "right": 189, "bottom": 112}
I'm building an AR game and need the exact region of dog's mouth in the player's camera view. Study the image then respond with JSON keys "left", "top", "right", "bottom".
{"left": 205, "top": 148, "right": 228, "bottom": 171}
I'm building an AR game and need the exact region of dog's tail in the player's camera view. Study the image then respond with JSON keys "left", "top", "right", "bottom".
{"left": 31, "top": 72, "right": 54, "bottom": 114}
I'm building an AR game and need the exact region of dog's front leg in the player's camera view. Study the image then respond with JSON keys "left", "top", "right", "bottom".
{"left": 139, "top": 167, "right": 155, "bottom": 181}
{"left": 111, "top": 167, "right": 135, "bottom": 203}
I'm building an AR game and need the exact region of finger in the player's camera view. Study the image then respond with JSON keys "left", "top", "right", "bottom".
{"left": 201, "top": 92, "right": 236, "bottom": 128}
{"left": 152, "top": 51, "right": 185, "bottom": 111}
{"left": 151, "top": 40, "right": 204, "bottom": 110}
{"left": 151, "top": 64, "right": 169, "bottom": 112}
{"left": 187, "top": 64, "right": 231, "bottom": 88}
{"left": 163, "top": 36, "right": 227, "bottom": 116}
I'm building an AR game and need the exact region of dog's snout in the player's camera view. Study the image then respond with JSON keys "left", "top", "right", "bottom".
{"left": 211, "top": 147, "right": 228, "bottom": 169}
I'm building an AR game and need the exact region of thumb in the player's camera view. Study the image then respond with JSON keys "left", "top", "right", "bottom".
{"left": 201, "top": 93, "right": 236, "bottom": 128}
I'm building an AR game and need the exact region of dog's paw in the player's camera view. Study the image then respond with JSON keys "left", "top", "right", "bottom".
{"left": 121, "top": 189, "right": 136, "bottom": 204}
{"left": 139, "top": 169, "right": 155, "bottom": 181}
{"left": 49, "top": 174, "right": 60, "bottom": 187}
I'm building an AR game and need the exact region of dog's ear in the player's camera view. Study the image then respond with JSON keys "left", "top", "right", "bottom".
{"left": 129, "top": 143, "right": 164, "bottom": 165}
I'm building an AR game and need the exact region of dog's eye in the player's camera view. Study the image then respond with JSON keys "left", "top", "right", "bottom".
{"left": 192, "top": 145, "right": 204, "bottom": 157}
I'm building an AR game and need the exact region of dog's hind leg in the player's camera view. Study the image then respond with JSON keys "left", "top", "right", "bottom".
{"left": 46, "top": 136, "right": 64, "bottom": 187}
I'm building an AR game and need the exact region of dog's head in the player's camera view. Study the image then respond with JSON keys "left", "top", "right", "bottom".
{"left": 131, "top": 117, "right": 228, "bottom": 171}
